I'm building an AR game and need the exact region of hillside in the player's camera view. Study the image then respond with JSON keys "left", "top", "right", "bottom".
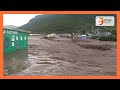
{"left": 19, "top": 14, "right": 116, "bottom": 34}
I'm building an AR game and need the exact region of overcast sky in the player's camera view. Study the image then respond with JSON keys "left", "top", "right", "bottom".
{"left": 3, "top": 14, "right": 42, "bottom": 27}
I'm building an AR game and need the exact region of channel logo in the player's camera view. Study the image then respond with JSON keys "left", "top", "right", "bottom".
{"left": 96, "top": 16, "right": 115, "bottom": 26}
{"left": 97, "top": 17, "right": 104, "bottom": 25}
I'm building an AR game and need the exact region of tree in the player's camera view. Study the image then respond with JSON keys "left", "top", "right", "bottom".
{"left": 111, "top": 30, "right": 116, "bottom": 36}
{"left": 81, "top": 29, "right": 86, "bottom": 35}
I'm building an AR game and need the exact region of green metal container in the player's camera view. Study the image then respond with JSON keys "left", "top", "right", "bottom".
{"left": 4, "top": 26, "right": 31, "bottom": 53}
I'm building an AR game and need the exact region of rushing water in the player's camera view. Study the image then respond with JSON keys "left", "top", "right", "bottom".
{"left": 3, "top": 36, "right": 116, "bottom": 76}
{"left": 4, "top": 49, "right": 30, "bottom": 76}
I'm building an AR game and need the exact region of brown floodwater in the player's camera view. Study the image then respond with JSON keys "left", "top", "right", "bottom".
{"left": 4, "top": 36, "right": 116, "bottom": 76}
{"left": 4, "top": 49, "right": 30, "bottom": 76}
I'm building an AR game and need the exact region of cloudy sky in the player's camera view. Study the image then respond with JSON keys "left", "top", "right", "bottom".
{"left": 3, "top": 14, "right": 42, "bottom": 27}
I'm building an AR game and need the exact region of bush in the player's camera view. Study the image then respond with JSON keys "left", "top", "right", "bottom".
{"left": 92, "top": 36, "right": 98, "bottom": 39}
{"left": 99, "top": 35, "right": 116, "bottom": 41}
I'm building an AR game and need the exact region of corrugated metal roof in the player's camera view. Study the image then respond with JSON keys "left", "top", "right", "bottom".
{"left": 4, "top": 26, "right": 31, "bottom": 34}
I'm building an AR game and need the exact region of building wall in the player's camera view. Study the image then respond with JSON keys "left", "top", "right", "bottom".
{"left": 4, "top": 29, "right": 28, "bottom": 53}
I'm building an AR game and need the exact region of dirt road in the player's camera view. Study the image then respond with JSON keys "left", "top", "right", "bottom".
{"left": 15, "top": 36, "right": 116, "bottom": 76}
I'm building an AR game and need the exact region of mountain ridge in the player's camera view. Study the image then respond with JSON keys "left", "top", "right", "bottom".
{"left": 19, "top": 14, "right": 116, "bottom": 34}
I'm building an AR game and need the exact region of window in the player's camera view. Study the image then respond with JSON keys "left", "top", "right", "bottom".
{"left": 20, "top": 36, "right": 23, "bottom": 40}
{"left": 12, "top": 35, "right": 15, "bottom": 41}
{"left": 12, "top": 42, "right": 14, "bottom": 46}
{"left": 16, "top": 36, "right": 18, "bottom": 40}
{"left": 24, "top": 37, "right": 26, "bottom": 40}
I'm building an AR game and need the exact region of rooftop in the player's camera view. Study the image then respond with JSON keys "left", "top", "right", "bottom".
{"left": 4, "top": 25, "right": 31, "bottom": 34}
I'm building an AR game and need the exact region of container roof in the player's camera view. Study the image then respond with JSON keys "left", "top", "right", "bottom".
{"left": 4, "top": 26, "right": 31, "bottom": 33}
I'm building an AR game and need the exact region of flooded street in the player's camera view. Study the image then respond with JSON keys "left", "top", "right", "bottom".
{"left": 4, "top": 36, "right": 116, "bottom": 76}
{"left": 4, "top": 49, "right": 30, "bottom": 75}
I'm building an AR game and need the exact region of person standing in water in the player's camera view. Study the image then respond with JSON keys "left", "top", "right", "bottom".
{"left": 71, "top": 33, "right": 76, "bottom": 42}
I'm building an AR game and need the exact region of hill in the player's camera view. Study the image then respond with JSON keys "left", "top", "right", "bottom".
{"left": 19, "top": 14, "right": 116, "bottom": 34}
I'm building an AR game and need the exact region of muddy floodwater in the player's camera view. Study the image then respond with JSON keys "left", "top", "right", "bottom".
{"left": 4, "top": 49, "right": 30, "bottom": 75}
{"left": 4, "top": 36, "right": 116, "bottom": 76}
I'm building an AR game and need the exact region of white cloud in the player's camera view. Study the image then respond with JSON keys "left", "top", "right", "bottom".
{"left": 3, "top": 14, "right": 42, "bottom": 27}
